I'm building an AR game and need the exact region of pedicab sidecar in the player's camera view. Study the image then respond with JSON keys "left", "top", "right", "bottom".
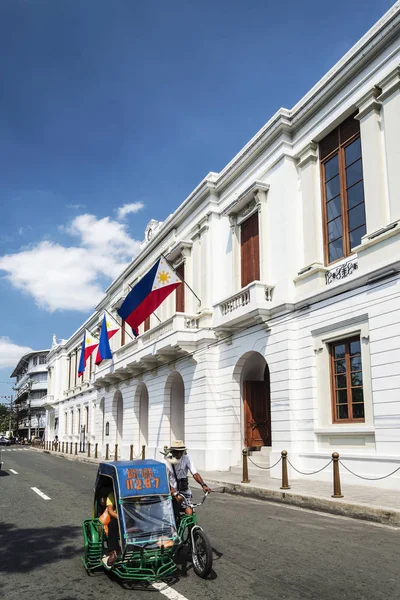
{"left": 82, "top": 458, "right": 213, "bottom": 581}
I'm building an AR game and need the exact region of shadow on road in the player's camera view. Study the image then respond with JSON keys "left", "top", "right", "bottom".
{"left": 0, "top": 522, "right": 81, "bottom": 573}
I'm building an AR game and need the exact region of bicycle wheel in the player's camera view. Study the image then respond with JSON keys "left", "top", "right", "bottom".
{"left": 191, "top": 528, "right": 212, "bottom": 578}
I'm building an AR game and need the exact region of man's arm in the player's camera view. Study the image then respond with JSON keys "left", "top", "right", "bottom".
{"left": 193, "top": 472, "right": 211, "bottom": 493}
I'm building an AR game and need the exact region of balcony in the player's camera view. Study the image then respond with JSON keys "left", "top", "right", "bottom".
{"left": 94, "top": 311, "right": 214, "bottom": 386}
{"left": 30, "top": 397, "right": 48, "bottom": 409}
{"left": 39, "top": 395, "right": 55, "bottom": 408}
{"left": 213, "top": 281, "right": 274, "bottom": 332}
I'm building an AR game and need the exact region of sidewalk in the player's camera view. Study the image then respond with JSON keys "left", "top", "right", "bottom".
{"left": 37, "top": 448, "right": 400, "bottom": 527}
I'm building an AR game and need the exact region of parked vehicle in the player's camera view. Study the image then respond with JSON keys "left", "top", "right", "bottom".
{"left": 82, "top": 458, "right": 213, "bottom": 581}
{"left": 0, "top": 436, "right": 11, "bottom": 446}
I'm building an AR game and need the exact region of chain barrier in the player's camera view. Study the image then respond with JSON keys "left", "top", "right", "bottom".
{"left": 247, "top": 455, "right": 282, "bottom": 470}
{"left": 339, "top": 460, "right": 400, "bottom": 481}
{"left": 287, "top": 458, "right": 333, "bottom": 476}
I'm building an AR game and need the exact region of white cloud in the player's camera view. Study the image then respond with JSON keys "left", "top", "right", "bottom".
{"left": 0, "top": 213, "right": 142, "bottom": 312}
{"left": 0, "top": 337, "right": 33, "bottom": 369}
{"left": 117, "top": 202, "right": 144, "bottom": 220}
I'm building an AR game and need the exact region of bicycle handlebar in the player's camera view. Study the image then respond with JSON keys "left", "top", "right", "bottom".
{"left": 173, "top": 490, "right": 209, "bottom": 508}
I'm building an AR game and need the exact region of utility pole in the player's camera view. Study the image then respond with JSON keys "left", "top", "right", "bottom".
{"left": 28, "top": 384, "right": 32, "bottom": 442}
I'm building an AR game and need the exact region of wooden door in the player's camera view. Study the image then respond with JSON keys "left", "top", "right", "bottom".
{"left": 240, "top": 212, "right": 260, "bottom": 288}
{"left": 243, "top": 381, "right": 271, "bottom": 447}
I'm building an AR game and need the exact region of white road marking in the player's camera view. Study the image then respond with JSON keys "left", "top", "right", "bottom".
{"left": 9, "top": 469, "right": 18, "bottom": 474}
{"left": 151, "top": 582, "right": 190, "bottom": 600}
{"left": 31, "top": 487, "right": 51, "bottom": 500}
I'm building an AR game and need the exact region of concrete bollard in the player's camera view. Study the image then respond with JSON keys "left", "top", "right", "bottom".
{"left": 142, "top": 445, "right": 146, "bottom": 460}
{"left": 241, "top": 448, "right": 250, "bottom": 483}
{"left": 70, "top": 442, "right": 73, "bottom": 454}
{"left": 130, "top": 445, "right": 133, "bottom": 460}
{"left": 75, "top": 442, "right": 78, "bottom": 456}
{"left": 280, "top": 450, "right": 291, "bottom": 489}
{"left": 62, "top": 442, "right": 65, "bottom": 453}
{"left": 105, "top": 443, "right": 109, "bottom": 460}
{"left": 332, "top": 452, "right": 344, "bottom": 498}
{"left": 95, "top": 443, "right": 98, "bottom": 459}
{"left": 114, "top": 444, "right": 118, "bottom": 461}
{"left": 88, "top": 442, "right": 91, "bottom": 458}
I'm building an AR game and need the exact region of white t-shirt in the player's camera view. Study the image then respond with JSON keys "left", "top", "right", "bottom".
{"left": 164, "top": 455, "right": 197, "bottom": 491}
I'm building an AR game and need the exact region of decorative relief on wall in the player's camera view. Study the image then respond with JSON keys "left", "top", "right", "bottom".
{"left": 325, "top": 260, "right": 358, "bottom": 285}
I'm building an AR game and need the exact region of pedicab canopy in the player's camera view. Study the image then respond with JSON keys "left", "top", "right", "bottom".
{"left": 96, "top": 459, "right": 170, "bottom": 498}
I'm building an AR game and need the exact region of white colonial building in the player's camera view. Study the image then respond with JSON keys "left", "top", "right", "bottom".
{"left": 46, "top": 4, "right": 400, "bottom": 488}
{"left": 11, "top": 349, "right": 50, "bottom": 439}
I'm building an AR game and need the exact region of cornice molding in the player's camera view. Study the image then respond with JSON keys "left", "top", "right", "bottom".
{"left": 296, "top": 142, "right": 318, "bottom": 168}
{"left": 355, "top": 86, "right": 382, "bottom": 120}
{"left": 377, "top": 65, "right": 400, "bottom": 102}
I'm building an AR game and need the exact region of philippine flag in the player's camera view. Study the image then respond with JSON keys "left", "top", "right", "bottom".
{"left": 95, "top": 315, "right": 119, "bottom": 366}
{"left": 118, "top": 257, "right": 182, "bottom": 335}
{"left": 78, "top": 330, "right": 99, "bottom": 377}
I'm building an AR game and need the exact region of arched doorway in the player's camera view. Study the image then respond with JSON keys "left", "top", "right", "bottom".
{"left": 165, "top": 371, "right": 185, "bottom": 443}
{"left": 235, "top": 352, "right": 271, "bottom": 448}
{"left": 113, "top": 390, "right": 123, "bottom": 447}
{"left": 135, "top": 383, "right": 149, "bottom": 447}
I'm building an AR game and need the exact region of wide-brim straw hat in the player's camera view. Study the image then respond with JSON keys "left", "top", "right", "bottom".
{"left": 170, "top": 440, "right": 187, "bottom": 451}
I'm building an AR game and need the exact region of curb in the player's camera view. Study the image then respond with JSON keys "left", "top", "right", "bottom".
{"left": 205, "top": 478, "right": 400, "bottom": 527}
{"left": 34, "top": 449, "right": 400, "bottom": 527}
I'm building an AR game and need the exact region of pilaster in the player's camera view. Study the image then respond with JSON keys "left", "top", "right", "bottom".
{"left": 355, "top": 87, "right": 388, "bottom": 233}
{"left": 378, "top": 67, "right": 400, "bottom": 223}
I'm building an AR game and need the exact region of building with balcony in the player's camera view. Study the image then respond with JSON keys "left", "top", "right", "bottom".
{"left": 11, "top": 349, "right": 50, "bottom": 439}
{"left": 46, "top": 5, "right": 400, "bottom": 488}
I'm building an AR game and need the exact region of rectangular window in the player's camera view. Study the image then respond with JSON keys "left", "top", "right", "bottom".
{"left": 71, "top": 410, "right": 74, "bottom": 434}
{"left": 330, "top": 337, "right": 364, "bottom": 423}
{"left": 85, "top": 406, "right": 89, "bottom": 432}
{"left": 320, "top": 115, "right": 366, "bottom": 264}
{"left": 240, "top": 211, "right": 260, "bottom": 288}
{"left": 33, "top": 356, "right": 38, "bottom": 366}
{"left": 175, "top": 262, "right": 185, "bottom": 312}
{"left": 64, "top": 412, "right": 68, "bottom": 434}
{"left": 144, "top": 316, "right": 151, "bottom": 332}
{"left": 39, "top": 355, "right": 47, "bottom": 365}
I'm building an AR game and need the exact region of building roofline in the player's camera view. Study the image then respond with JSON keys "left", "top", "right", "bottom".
{"left": 10, "top": 349, "right": 50, "bottom": 378}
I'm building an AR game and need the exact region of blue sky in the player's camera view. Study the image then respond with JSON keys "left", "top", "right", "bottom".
{"left": 0, "top": 0, "right": 395, "bottom": 398}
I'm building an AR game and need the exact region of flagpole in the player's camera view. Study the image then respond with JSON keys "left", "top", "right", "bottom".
{"left": 126, "top": 281, "right": 162, "bottom": 323}
{"left": 161, "top": 253, "right": 202, "bottom": 309}
{"left": 103, "top": 308, "right": 136, "bottom": 341}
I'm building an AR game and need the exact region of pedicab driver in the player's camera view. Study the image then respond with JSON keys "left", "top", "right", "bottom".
{"left": 164, "top": 440, "right": 211, "bottom": 516}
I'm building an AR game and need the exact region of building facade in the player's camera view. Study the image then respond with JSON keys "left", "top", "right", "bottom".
{"left": 46, "top": 5, "right": 400, "bottom": 488}
{"left": 11, "top": 350, "right": 50, "bottom": 439}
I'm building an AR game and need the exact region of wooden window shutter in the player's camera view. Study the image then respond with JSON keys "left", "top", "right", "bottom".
{"left": 144, "top": 316, "right": 151, "bottom": 332}
{"left": 175, "top": 263, "right": 185, "bottom": 312}
{"left": 241, "top": 212, "right": 260, "bottom": 288}
{"left": 121, "top": 319, "right": 125, "bottom": 347}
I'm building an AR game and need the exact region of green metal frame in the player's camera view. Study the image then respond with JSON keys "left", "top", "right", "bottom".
{"left": 82, "top": 512, "right": 199, "bottom": 581}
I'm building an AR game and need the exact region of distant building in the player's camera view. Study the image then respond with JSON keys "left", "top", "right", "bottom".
{"left": 11, "top": 350, "right": 50, "bottom": 439}
{"left": 46, "top": 5, "right": 400, "bottom": 488}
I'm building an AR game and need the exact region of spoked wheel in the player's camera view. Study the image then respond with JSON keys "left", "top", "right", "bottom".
{"left": 191, "top": 528, "right": 212, "bottom": 578}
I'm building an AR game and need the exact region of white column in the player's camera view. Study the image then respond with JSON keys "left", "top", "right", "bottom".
{"left": 254, "top": 186, "right": 269, "bottom": 282}
{"left": 296, "top": 142, "right": 324, "bottom": 268}
{"left": 355, "top": 87, "right": 388, "bottom": 232}
{"left": 379, "top": 67, "right": 400, "bottom": 223}
{"left": 228, "top": 214, "right": 241, "bottom": 292}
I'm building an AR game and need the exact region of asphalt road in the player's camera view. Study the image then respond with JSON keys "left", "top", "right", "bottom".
{"left": 0, "top": 448, "right": 399, "bottom": 600}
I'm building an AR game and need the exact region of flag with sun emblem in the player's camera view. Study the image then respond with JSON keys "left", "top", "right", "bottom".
{"left": 95, "top": 314, "right": 119, "bottom": 366}
{"left": 78, "top": 330, "right": 99, "bottom": 377}
{"left": 117, "top": 257, "right": 182, "bottom": 335}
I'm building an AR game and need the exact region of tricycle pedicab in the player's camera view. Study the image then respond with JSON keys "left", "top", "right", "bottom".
{"left": 82, "top": 459, "right": 212, "bottom": 581}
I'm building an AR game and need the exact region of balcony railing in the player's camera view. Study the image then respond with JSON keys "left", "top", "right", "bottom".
{"left": 94, "top": 311, "right": 214, "bottom": 386}
{"left": 214, "top": 281, "right": 274, "bottom": 331}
